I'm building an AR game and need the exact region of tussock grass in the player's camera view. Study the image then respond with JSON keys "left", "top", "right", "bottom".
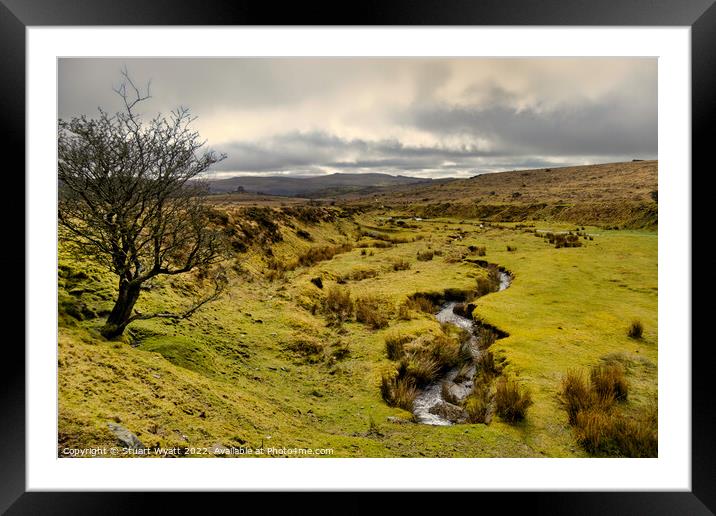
{"left": 627, "top": 319, "right": 644, "bottom": 339}
{"left": 322, "top": 286, "right": 354, "bottom": 322}
{"left": 476, "top": 327, "right": 497, "bottom": 349}
{"left": 391, "top": 259, "right": 411, "bottom": 271}
{"left": 338, "top": 268, "right": 379, "bottom": 283}
{"left": 560, "top": 363, "right": 654, "bottom": 456}
{"left": 453, "top": 361, "right": 473, "bottom": 383}
{"left": 355, "top": 294, "right": 389, "bottom": 329}
{"left": 298, "top": 243, "right": 353, "bottom": 267}
{"left": 385, "top": 333, "right": 413, "bottom": 360}
{"left": 380, "top": 373, "right": 417, "bottom": 412}
{"left": 465, "top": 381, "right": 492, "bottom": 424}
{"left": 590, "top": 364, "right": 628, "bottom": 402}
{"left": 403, "top": 295, "right": 435, "bottom": 314}
{"left": 495, "top": 378, "right": 533, "bottom": 423}
{"left": 476, "top": 350, "right": 499, "bottom": 378}
{"left": 416, "top": 250, "right": 434, "bottom": 261}
{"left": 468, "top": 245, "right": 487, "bottom": 256}
{"left": 575, "top": 405, "right": 657, "bottom": 457}
{"left": 401, "top": 353, "right": 440, "bottom": 386}
{"left": 561, "top": 370, "right": 594, "bottom": 425}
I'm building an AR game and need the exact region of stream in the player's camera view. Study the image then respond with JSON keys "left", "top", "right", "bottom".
{"left": 412, "top": 270, "right": 512, "bottom": 426}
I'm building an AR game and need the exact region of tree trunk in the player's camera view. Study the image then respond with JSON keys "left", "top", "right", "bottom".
{"left": 101, "top": 280, "right": 141, "bottom": 339}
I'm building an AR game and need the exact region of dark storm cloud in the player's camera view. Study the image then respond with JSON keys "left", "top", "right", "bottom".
{"left": 58, "top": 58, "right": 657, "bottom": 178}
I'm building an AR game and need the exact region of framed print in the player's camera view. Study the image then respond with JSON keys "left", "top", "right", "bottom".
{"left": 3, "top": 0, "right": 711, "bottom": 512}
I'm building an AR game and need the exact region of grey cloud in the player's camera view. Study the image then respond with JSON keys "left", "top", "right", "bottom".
{"left": 406, "top": 91, "right": 657, "bottom": 157}
{"left": 212, "top": 131, "right": 503, "bottom": 173}
{"left": 59, "top": 58, "right": 657, "bottom": 178}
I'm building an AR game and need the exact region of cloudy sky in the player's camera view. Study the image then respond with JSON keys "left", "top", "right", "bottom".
{"left": 58, "top": 58, "right": 657, "bottom": 179}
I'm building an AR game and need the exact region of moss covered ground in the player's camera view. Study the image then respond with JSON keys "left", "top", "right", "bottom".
{"left": 58, "top": 209, "right": 657, "bottom": 457}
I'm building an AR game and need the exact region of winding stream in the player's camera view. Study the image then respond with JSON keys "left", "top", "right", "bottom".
{"left": 412, "top": 270, "right": 512, "bottom": 426}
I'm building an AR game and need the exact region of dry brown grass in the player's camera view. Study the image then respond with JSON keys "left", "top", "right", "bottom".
{"left": 416, "top": 250, "right": 434, "bottom": 261}
{"left": 494, "top": 378, "right": 533, "bottom": 423}
{"left": 322, "top": 286, "right": 354, "bottom": 322}
{"left": 403, "top": 295, "right": 435, "bottom": 314}
{"left": 628, "top": 319, "right": 644, "bottom": 339}
{"left": 465, "top": 378, "right": 492, "bottom": 424}
{"left": 355, "top": 294, "right": 389, "bottom": 329}
{"left": 590, "top": 364, "right": 629, "bottom": 402}
{"left": 380, "top": 373, "right": 417, "bottom": 412}
{"left": 560, "top": 364, "right": 655, "bottom": 457}
{"left": 385, "top": 333, "right": 413, "bottom": 360}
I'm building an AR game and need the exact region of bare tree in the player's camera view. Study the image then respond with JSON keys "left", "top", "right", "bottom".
{"left": 58, "top": 69, "right": 229, "bottom": 338}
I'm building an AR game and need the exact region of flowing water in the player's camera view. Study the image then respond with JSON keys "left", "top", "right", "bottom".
{"left": 412, "top": 270, "right": 512, "bottom": 426}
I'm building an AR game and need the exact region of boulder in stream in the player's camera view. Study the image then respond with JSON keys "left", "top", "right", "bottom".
{"left": 429, "top": 401, "right": 466, "bottom": 423}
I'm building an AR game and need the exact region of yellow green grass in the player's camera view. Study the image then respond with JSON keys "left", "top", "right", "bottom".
{"left": 58, "top": 210, "right": 656, "bottom": 457}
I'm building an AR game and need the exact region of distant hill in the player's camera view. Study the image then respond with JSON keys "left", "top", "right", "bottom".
{"left": 206, "top": 172, "right": 431, "bottom": 198}
{"left": 341, "top": 161, "right": 658, "bottom": 205}
{"left": 340, "top": 161, "right": 659, "bottom": 228}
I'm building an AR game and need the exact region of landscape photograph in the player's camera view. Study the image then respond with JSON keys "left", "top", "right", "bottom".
{"left": 57, "top": 57, "right": 658, "bottom": 458}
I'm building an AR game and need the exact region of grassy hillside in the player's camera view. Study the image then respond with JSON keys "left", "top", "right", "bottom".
{"left": 343, "top": 161, "right": 658, "bottom": 229}
{"left": 58, "top": 206, "right": 657, "bottom": 457}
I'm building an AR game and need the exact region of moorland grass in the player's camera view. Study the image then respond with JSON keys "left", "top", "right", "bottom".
{"left": 57, "top": 209, "right": 657, "bottom": 458}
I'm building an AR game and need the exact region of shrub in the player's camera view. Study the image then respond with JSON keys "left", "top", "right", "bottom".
{"left": 627, "top": 320, "right": 644, "bottom": 339}
{"left": 355, "top": 295, "right": 389, "bottom": 329}
{"left": 416, "top": 250, "right": 434, "bottom": 261}
{"left": 590, "top": 364, "right": 628, "bottom": 402}
{"left": 494, "top": 378, "right": 533, "bottom": 423}
{"left": 322, "top": 286, "right": 354, "bottom": 322}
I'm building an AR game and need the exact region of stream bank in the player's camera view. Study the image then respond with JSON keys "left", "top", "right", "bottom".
{"left": 412, "top": 269, "right": 512, "bottom": 426}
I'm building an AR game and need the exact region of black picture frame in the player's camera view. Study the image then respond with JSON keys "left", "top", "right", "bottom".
{"left": 2, "top": 0, "right": 709, "bottom": 513}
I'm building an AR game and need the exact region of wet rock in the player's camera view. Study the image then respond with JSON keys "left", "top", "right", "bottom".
{"left": 428, "top": 401, "right": 466, "bottom": 423}
{"left": 446, "top": 383, "right": 470, "bottom": 404}
{"left": 107, "top": 422, "right": 144, "bottom": 449}
{"left": 453, "top": 303, "right": 477, "bottom": 319}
